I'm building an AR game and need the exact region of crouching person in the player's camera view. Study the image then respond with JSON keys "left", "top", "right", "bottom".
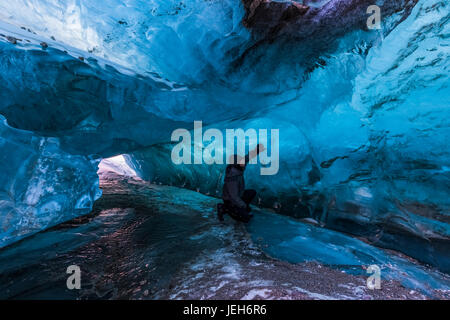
{"left": 217, "top": 144, "right": 265, "bottom": 222}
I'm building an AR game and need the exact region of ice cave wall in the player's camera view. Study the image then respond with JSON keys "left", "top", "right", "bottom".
{"left": 120, "top": 0, "right": 450, "bottom": 271}
{"left": 0, "top": 115, "right": 101, "bottom": 247}
{"left": 0, "top": 0, "right": 448, "bottom": 270}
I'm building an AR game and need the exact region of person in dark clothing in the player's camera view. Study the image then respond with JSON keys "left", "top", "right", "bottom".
{"left": 217, "top": 144, "right": 265, "bottom": 222}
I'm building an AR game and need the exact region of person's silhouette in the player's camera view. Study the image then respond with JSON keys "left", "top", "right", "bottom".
{"left": 217, "top": 144, "right": 265, "bottom": 222}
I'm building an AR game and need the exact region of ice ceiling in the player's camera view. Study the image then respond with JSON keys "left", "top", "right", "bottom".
{"left": 0, "top": 0, "right": 448, "bottom": 271}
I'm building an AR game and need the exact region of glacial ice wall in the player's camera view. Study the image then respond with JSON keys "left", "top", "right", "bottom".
{"left": 0, "top": 0, "right": 251, "bottom": 84}
{"left": 125, "top": 0, "right": 450, "bottom": 271}
{"left": 0, "top": 0, "right": 448, "bottom": 271}
{"left": 0, "top": 116, "right": 101, "bottom": 247}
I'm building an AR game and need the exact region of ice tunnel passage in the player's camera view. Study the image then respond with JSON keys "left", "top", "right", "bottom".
{"left": 0, "top": 0, "right": 449, "bottom": 276}
{"left": 98, "top": 155, "right": 138, "bottom": 178}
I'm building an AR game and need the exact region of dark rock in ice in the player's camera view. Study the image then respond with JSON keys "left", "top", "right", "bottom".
{"left": 242, "top": 0, "right": 418, "bottom": 39}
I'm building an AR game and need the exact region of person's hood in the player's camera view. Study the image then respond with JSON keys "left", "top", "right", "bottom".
{"left": 225, "top": 164, "right": 244, "bottom": 179}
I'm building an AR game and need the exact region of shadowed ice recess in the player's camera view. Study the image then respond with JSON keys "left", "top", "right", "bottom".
{"left": 0, "top": 0, "right": 449, "bottom": 282}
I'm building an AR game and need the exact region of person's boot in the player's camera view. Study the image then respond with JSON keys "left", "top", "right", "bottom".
{"left": 246, "top": 205, "right": 254, "bottom": 218}
{"left": 217, "top": 203, "right": 225, "bottom": 221}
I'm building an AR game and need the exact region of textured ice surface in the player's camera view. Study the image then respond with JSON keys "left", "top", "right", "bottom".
{"left": 0, "top": 116, "right": 101, "bottom": 247}
{"left": 124, "top": 0, "right": 450, "bottom": 271}
{"left": 0, "top": 0, "right": 448, "bottom": 273}
{"left": 248, "top": 209, "right": 450, "bottom": 293}
{"left": 0, "top": 0, "right": 250, "bottom": 84}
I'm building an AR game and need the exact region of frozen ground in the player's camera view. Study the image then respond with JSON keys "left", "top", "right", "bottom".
{"left": 0, "top": 170, "right": 448, "bottom": 300}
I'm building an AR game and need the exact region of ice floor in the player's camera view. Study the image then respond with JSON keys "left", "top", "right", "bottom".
{"left": 0, "top": 171, "right": 448, "bottom": 300}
